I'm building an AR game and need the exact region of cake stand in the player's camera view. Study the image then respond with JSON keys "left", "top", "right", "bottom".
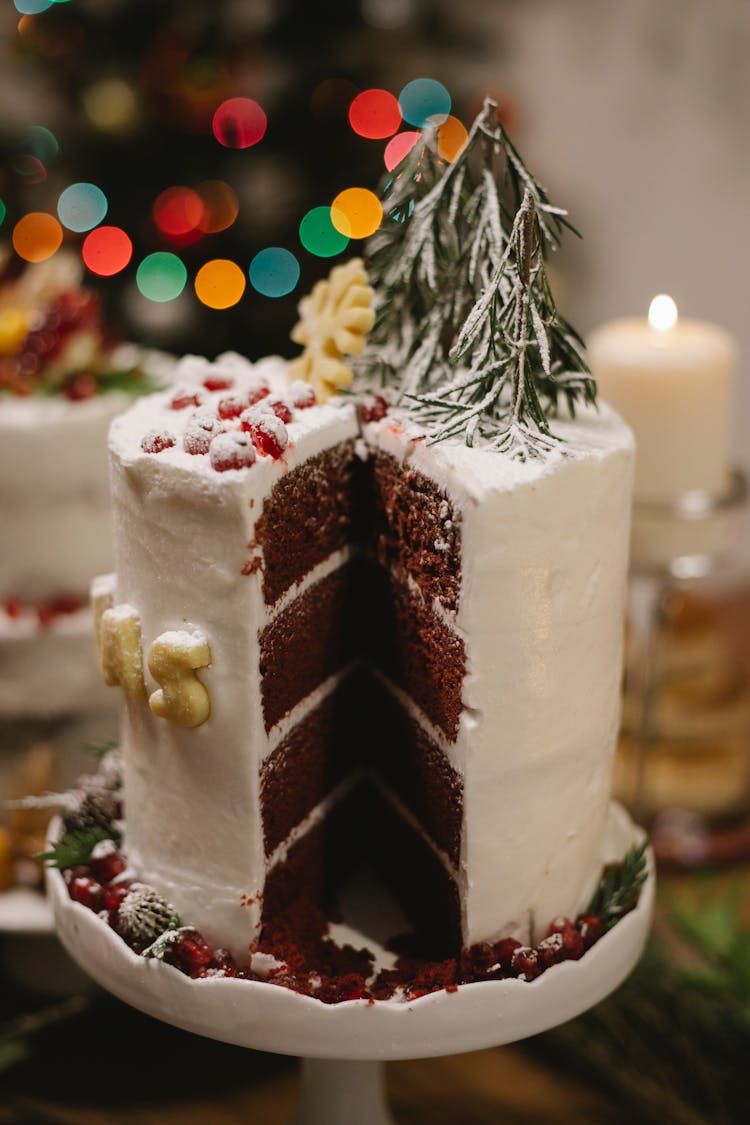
{"left": 48, "top": 802, "right": 653, "bottom": 1125}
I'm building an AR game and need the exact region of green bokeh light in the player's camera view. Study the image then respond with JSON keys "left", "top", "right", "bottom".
{"left": 0, "top": 199, "right": 6, "bottom": 228}
{"left": 136, "top": 252, "right": 187, "bottom": 303}
{"left": 299, "top": 207, "right": 349, "bottom": 258}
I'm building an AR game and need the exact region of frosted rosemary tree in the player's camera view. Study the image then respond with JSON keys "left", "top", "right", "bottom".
{"left": 360, "top": 97, "right": 596, "bottom": 459}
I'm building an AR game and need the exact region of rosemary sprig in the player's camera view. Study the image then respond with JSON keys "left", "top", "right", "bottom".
{"left": 586, "top": 840, "right": 649, "bottom": 932}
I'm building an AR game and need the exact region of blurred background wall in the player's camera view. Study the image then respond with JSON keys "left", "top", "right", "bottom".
{"left": 1, "top": 0, "right": 747, "bottom": 457}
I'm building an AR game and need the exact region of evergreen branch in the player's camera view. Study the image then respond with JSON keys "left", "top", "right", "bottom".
{"left": 586, "top": 840, "right": 649, "bottom": 932}
{"left": 37, "top": 825, "right": 120, "bottom": 870}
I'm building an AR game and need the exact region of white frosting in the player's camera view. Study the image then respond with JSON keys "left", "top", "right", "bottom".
{"left": 109, "top": 354, "right": 633, "bottom": 955}
{"left": 364, "top": 404, "right": 634, "bottom": 944}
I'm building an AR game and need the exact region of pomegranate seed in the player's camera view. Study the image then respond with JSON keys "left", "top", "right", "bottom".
{"left": 47, "top": 594, "right": 85, "bottom": 616}
{"left": 288, "top": 380, "right": 316, "bottom": 409}
{"left": 169, "top": 391, "right": 202, "bottom": 411}
{"left": 183, "top": 409, "right": 223, "bottom": 455}
{"left": 265, "top": 399, "right": 292, "bottom": 424}
{"left": 510, "top": 947, "right": 542, "bottom": 980}
{"left": 359, "top": 395, "right": 389, "bottom": 424}
{"left": 3, "top": 599, "right": 22, "bottom": 619}
{"left": 69, "top": 876, "right": 104, "bottom": 912}
{"left": 203, "top": 375, "right": 233, "bottom": 392}
{"left": 90, "top": 848, "right": 127, "bottom": 884}
{"left": 141, "top": 430, "right": 176, "bottom": 454}
{"left": 209, "top": 431, "right": 256, "bottom": 472}
{"left": 63, "top": 373, "right": 98, "bottom": 401}
{"left": 162, "top": 929, "right": 213, "bottom": 978}
{"left": 536, "top": 933, "right": 565, "bottom": 969}
{"left": 64, "top": 864, "right": 91, "bottom": 885}
{"left": 240, "top": 408, "right": 288, "bottom": 459}
{"left": 36, "top": 603, "right": 55, "bottom": 629}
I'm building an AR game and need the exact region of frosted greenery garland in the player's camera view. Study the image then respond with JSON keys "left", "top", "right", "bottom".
{"left": 358, "top": 97, "right": 597, "bottom": 458}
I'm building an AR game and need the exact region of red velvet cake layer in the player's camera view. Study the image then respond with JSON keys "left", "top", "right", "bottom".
{"left": 370, "top": 450, "right": 461, "bottom": 613}
{"left": 260, "top": 673, "right": 365, "bottom": 856}
{"left": 255, "top": 441, "right": 365, "bottom": 606}
{"left": 367, "top": 563, "right": 465, "bottom": 742}
{"left": 259, "top": 560, "right": 363, "bottom": 731}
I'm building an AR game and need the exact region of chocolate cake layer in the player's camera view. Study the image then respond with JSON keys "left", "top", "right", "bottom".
{"left": 366, "top": 563, "right": 465, "bottom": 742}
{"left": 365, "top": 678, "right": 463, "bottom": 866}
{"left": 255, "top": 441, "right": 366, "bottom": 606}
{"left": 259, "top": 560, "right": 363, "bottom": 731}
{"left": 260, "top": 672, "right": 366, "bottom": 856}
{"left": 371, "top": 450, "right": 461, "bottom": 613}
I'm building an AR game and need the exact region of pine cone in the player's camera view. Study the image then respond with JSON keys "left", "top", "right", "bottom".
{"left": 116, "top": 883, "right": 181, "bottom": 950}
{"left": 62, "top": 788, "right": 118, "bottom": 836}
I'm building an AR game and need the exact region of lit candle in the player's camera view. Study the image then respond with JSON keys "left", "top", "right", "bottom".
{"left": 588, "top": 297, "right": 736, "bottom": 505}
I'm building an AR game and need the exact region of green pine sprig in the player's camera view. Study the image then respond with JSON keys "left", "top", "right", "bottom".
{"left": 83, "top": 739, "right": 118, "bottom": 762}
{"left": 37, "top": 825, "right": 120, "bottom": 870}
{"left": 586, "top": 840, "right": 649, "bottom": 932}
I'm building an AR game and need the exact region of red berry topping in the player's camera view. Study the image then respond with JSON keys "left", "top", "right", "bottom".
{"left": 266, "top": 399, "right": 292, "bottom": 424}
{"left": 199, "top": 947, "right": 239, "bottom": 978}
{"left": 102, "top": 880, "right": 132, "bottom": 912}
{"left": 209, "top": 431, "right": 257, "bottom": 472}
{"left": 359, "top": 395, "right": 389, "bottom": 424}
{"left": 3, "top": 599, "right": 22, "bottom": 619}
{"left": 63, "top": 864, "right": 91, "bottom": 885}
{"left": 89, "top": 845, "right": 127, "bottom": 885}
{"left": 69, "top": 876, "right": 104, "bottom": 912}
{"left": 510, "top": 946, "right": 542, "bottom": 980}
{"left": 217, "top": 393, "right": 247, "bottom": 420}
{"left": 141, "top": 430, "right": 176, "bottom": 454}
{"left": 183, "top": 408, "right": 223, "bottom": 455}
{"left": 169, "top": 390, "right": 202, "bottom": 411}
{"left": 162, "top": 928, "right": 213, "bottom": 978}
{"left": 536, "top": 932, "right": 565, "bottom": 969}
{"left": 288, "top": 380, "right": 316, "bottom": 409}
{"left": 240, "top": 407, "right": 288, "bottom": 459}
{"left": 203, "top": 375, "right": 233, "bottom": 392}
{"left": 245, "top": 380, "right": 270, "bottom": 406}
{"left": 63, "top": 373, "right": 98, "bottom": 401}
{"left": 577, "top": 914, "right": 604, "bottom": 949}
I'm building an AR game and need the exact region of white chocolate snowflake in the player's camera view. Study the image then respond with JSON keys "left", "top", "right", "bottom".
{"left": 289, "top": 258, "right": 375, "bottom": 402}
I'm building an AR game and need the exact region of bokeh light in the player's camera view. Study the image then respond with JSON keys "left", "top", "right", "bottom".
{"left": 330, "top": 188, "right": 383, "bottom": 240}
{"left": 136, "top": 252, "right": 187, "bottom": 303}
{"left": 196, "top": 180, "right": 239, "bottom": 234}
{"left": 12, "top": 213, "right": 63, "bottom": 262}
{"left": 437, "top": 115, "right": 468, "bottom": 162}
{"left": 14, "top": 0, "right": 53, "bottom": 14}
{"left": 57, "top": 182, "right": 108, "bottom": 233}
{"left": 24, "top": 125, "right": 59, "bottom": 165}
{"left": 0, "top": 199, "right": 5, "bottom": 227}
{"left": 82, "top": 226, "right": 133, "bottom": 277}
{"left": 249, "top": 248, "right": 300, "bottom": 298}
{"left": 398, "top": 78, "right": 451, "bottom": 128}
{"left": 212, "top": 98, "right": 267, "bottom": 149}
{"left": 299, "top": 206, "right": 349, "bottom": 258}
{"left": 153, "top": 186, "right": 205, "bottom": 242}
{"left": 348, "top": 89, "right": 402, "bottom": 140}
{"left": 195, "top": 259, "right": 246, "bottom": 309}
{"left": 384, "top": 131, "right": 420, "bottom": 172}
{"left": 83, "top": 78, "right": 139, "bottom": 134}
{"left": 11, "top": 155, "right": 47, "bottom": 184}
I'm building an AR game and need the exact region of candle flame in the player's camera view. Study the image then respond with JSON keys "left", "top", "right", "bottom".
{"left": 648, "top": 294, "right": 678, "bottom": 333}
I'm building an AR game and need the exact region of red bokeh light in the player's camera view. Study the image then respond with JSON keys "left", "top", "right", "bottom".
{"left": 82, "top": 226, "right": 133, "bottom": 277}
{"left": 212, "top": 97, "right": 267, "bottom": 149}
{"left": 348, "top": 89, "right": 402, "bottom": 140}
{"left": 153, "top": 186, "right": 206, "bottom": 244}
{"left": 384, "top": 131, "right": 420, "bottom": 172}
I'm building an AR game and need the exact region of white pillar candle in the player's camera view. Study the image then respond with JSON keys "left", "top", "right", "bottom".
{"left": 588, "top": 296, "right": 736, "bottom": 505}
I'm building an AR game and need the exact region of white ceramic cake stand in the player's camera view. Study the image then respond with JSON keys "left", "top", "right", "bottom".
{"left": 48, "top": 802, "right": 653, "bottom": 1125}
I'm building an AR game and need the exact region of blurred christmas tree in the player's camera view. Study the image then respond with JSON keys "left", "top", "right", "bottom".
{"left": 0, "top": 0, "right": 501, "bottom": 359}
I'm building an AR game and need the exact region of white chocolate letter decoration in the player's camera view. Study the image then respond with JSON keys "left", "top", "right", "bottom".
{"left": 99, "top": 605, "right": 147, "bottom": 701}
{"left": 148, "top": 629, "right": 212, "bottom": 728}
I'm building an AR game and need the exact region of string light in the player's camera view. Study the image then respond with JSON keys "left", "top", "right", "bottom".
{"left": 12, "top": 213, "right": 63, "bottom": 262}
{"left": 299, "top": 206, "right": 349, "bottom": 258}
{"left": 212, "top": 98, "right": 267, "bottom": 149}
{"left": 398, "top": 78, "right": 451, "bottom": 127}
{"left": 384, "top": 131, "right": 420, "bottom": 172}
{"left": 249, "top": 248, "right": 300, "bottom": 298}
{"left": 82, "top": 226, "right": 133, "bottom": 277}
{"left": 57, "top": 182, "right": 108, "bottom": 233}
{"left": 136, "top": 252, "right": 187, "bottom": 302}
{"left": 194, "top": 259, "right": 246, "bottom": 309}
{"left": 330, "top": 188, "right": 382, "bottom": 240}
{"left": 348, "top": 89, "right": 402, "bottom": 139}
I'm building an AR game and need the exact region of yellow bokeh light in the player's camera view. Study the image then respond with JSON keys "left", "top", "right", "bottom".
{"left": 194, "top": 259, "right": 246, "bottom": 309}
{"left": 437, "top": 115, "right": 468, "bottom": 163}
{"left": 330, "top": 188, "right": 383, "bottom": 240}
{"left": 12, "top": 212, "right": 63, "bottom": 263}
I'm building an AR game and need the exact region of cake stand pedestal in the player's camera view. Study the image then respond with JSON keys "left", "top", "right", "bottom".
{"left": 48, "top": 803, "right": 653, "bottom": 1125}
